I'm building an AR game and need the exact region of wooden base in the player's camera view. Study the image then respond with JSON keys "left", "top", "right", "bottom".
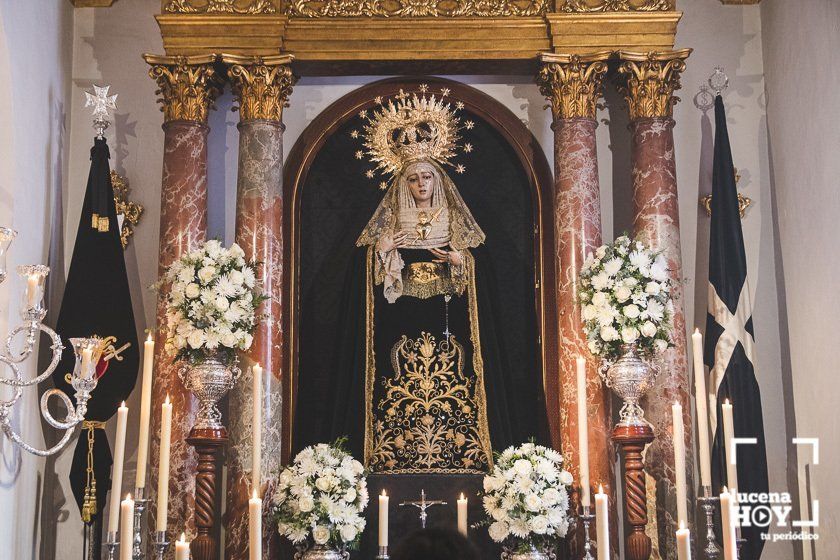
{"left": 612, "top": 423, "right": 655, "bottom": 560}
{"left": 186, "top": 426, "right": 228, "bottom": 560}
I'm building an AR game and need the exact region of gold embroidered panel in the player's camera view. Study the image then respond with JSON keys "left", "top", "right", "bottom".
{"left": 284, "top": 0, "right": 549, "bottom": 17}
{"left": 369, "top": 332, "right": 490, "bottom": 473}
{"left": 559, "top": 0, "right": 673, "bottom": 11}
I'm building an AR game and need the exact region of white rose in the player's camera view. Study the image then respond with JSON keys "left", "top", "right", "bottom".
{"left": 312, "top": 525, "right": 330, "bottom": 545}
{"left": 221, "top": 332, "right": 238, "bottom": 348}
{"left": 230, "top": 269, "right": 245, "bottom": 285}
{"left": 513, "top": 459, "right": 533, "bottom": 476}
{"left": 215, "top": 296, "right": 230, "bottom": 311}
{"left": 600, "top": 326, "right": 619, "bottom": 341}
{"left": 187, "top": 330, "right": 205, "bottom": 349}
{"left": 615, "top": 286, "right": 632, "bottom": 303}
{"left": 655, "top": 339, "right": 669, "bottom": 353}
{"left": 230, "top": 243, "right": 246, "bottom": 259}
{"left": 315, "top": 477, "right": 331, "bottom": 492}
{"left": 640, "top": 321, "right": 657, "bottom": 337}
{"left": 488, "top": 521, "right": 510, "bottom": 542}
{"left": 559, "top": 470, "right": 574, "bottom": 485}
{"left": 339, "top": 524, "right": 357, "bottom": 543}
{"left": 185, "top": 283, "right": 201, "bottom": 299}
{"left": 582, "top": 305, "right": 598, "bottom": 321}
{"left": 343, "top": 488, "right": 357, "bottom": 503}
{"left": 542, "top": 488, "right": 561, "bottom": 506}
{"left": 591, "top": 292, "right": 607, "bottom": 307}
{"left": 299, "top": 495, "right": 315, "bottom": 512}
{"left": 645, "top": 281, "right": 661, "bottom": 295}
{"left": 623, "top": 304, "right": 641, "bottom": 319}
{"left": 595, "top": 246, "right": 607, "bottom": 259}
{"left": 239, "top": 332, "right": 254, "bottom": 350}
{"left": 530, "top": 515, "right": 550, "bottom": 535}
{"left": 524, "top": 493, "right": 542, "bottom": 512}
{"left": 198, "top": 266, "right": 217, "bottom": 284}
{"left": 621, "top": 327, "right": 640, "bottom": 344}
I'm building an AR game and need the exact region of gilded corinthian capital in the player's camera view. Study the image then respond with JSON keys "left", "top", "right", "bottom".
{"left": 221, "top": 54, "right": 296, "bottom": 122}
{"left": 616, "top": 49, "right": 692, "bottom": 120}
{"left": 144, "top": 54, "right": 223, "bottom": 124}
{"left": 537, "top": 52, "right": 611, "bottom": 120}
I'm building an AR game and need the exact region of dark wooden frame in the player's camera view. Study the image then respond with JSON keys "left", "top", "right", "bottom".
{"left": 281, "top": 76, "right": 559, "bottom": 463}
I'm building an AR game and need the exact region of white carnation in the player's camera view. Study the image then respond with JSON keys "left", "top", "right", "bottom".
{"left": 178, "top": 266, "right": 195, "bottom": 284}
{"left": 591, "top": 272, "right": 610, "bottom": 291}
{"left": 600, "top": 326, "right": 619, "bottom": 342}
{"left": 513, "top": 459, "right": 533, "bottom": 476}
{"left": 524, "top": 493, "right": 542, "bottom": 512}
{"left": 488, "top": 521, "right": 510, "bottom": 542}
{"left": 542, "top": 488, "right": 561, "bottom": 506}
{"left": 582, "top": 305, "right": 598, "bottom": 321}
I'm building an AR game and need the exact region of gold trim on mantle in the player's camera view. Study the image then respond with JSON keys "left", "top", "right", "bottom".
{"left": 111, "top": 171, "right": 143, "bottom": 249}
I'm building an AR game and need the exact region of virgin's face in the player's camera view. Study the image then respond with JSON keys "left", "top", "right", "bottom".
{"left": 406, "top": 170, "right": 435, "bottom": 204}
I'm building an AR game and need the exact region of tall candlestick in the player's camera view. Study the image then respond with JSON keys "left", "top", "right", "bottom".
{"left": 692, "top": 329, "right": 713, "bottom": 489}
{"left": 156, "top": 396, "right": 173, "bottom": 532}
{"left": 379, "top": 490, "right": 389, "bottom": 547}
{"left": 107, "top": 402, "right": 129, "bottom": 534}
{"left": 135, "top": 334, "right": 155, "bottom": 488}
{"left": 252, "top": 363, "right": 263, "bottom": 493}
{"left": 119, "top": 494, "right": 135, "bottom": 560}
{"left": 249, "top": 492, "right": 262, "bottom": 560}
{"left": 676, "top": 521, "right": 692, "bottom": 560}
{"left": 576, "top": 356, "right": 590, "bottom": 508}
{"left": 457, "top": 493, "right": 468, "bottom": 535}
{"left": 721, "top": 399, "right": 739, "bottom": 493}
{"left": 594, "top": 485, "right": 609, "bottom": 560}
{"left": 672, "top": 402, "right": 688, "bottom": 526}
{"left": 175, "top": 533, "right": 190, "bottom": 560}
{"left": 720, "top": 488, "right": 738, "bottom": 560}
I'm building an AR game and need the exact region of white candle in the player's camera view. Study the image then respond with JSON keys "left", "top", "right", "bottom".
{"left": 135, "top": 333, "right": 155, "bottom": 489}
{"left": 457, "top": 493, "right": 468, "bottom": 536}
{"left": 252, "top": 363, "right": 263, "bottom": 494}
{"left": 720, "top": 488, "right": 738, "bottom": 560}
{"left": 692, "top": 329, "right": 713, "bottom": 490}
{"left": 594, "top": 485, "right": 609, "bottom": 560}
{"left": 249, "top": 492, "right": 262, "bottom": 560}
{"left": 107, "top": 402, "right": 129, "bottom": 535}
{"left": 676, "top": 521, "right": 692, "bottom": 560}
{"left": 672, "top": 402, "right": 688, "bottom": 527}
{"left": 721, "top": 400, "right": 739, "bottom": 494}
{"left": 156, "top": 396, "right": 173, "bottom": 532}
{"left": 576, "top": 356, "right": 590, "bottom": 508}
{"left": 81, "top": 347, "right": 93, "bottom": 379}
{"left": 175, "top": 532, "right": 190, "bottom": 560}
{"left": 26, "top": 274, "right": 39, "bottom": 307}
{"left": 378, "top": 490, "right": 389, "bottom": 547}
{"left": 119, "top": 494, "right": 135, "bottom": 560}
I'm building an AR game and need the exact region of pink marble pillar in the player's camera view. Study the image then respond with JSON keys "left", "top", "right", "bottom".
{"left": 223, "top": 56, "right": 293, "bottom": 560}
{"left": 619, "top": 50, "right": 694, "bottom": 559}
{"left": 144, "top": 55, "right": 220, "bottom": 552}
{"left": 538, "top": 53, "right": 618, "bottom": 558}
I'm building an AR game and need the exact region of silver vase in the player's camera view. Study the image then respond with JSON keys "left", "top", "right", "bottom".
{"left": 178, "top": 354, "right": 240, "bottom": 430}
{"left": 501, "top": 545, "right": 555, "bottom": 560}
{"left": 599, "top": 343, "right": 659, "bottom": 427}
{"left": 296, "top": 544, "right": 348, "bottom": 560}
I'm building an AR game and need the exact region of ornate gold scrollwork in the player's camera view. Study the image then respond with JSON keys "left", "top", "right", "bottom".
{"left": 559, "top": 0, "right": 673, "bottom": 12}
{"left": 164, "top": 0, "right": 277, "bottom": 14}
{"left": 537, "top": 52, "right": 611, "bottom": 121}
{"left": 284, "top": 0, "right": 548, "bottom": 18}
{"left": 370, "top": 332, "right": 490, "bottom": 473}
{"left": 222, "top": 54, "right": 295, "bottom": 122}
{"left": 616, "top": 49, "right": 692, "bottom": 120}
{"left": 144, "top": 54, "right": 223, "bottom": 124}
{"left": 110, "top": 171, "right": 143, "bottom": 249}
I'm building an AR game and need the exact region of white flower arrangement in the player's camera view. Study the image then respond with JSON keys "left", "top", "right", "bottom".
{"left": 162, "top": 239, "right": 265, "bottom": 365}
{"left": 481, "top": 443, "right": 573, "bottom": 551}
{"left": 273, "top": 441, "right": 368, "bottom": 550}
{"left": 579, "top": 235, "right": 674, "bottom": 360}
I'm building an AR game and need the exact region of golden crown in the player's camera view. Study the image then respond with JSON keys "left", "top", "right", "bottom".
{"left": 352, "top": 85, "right": 474, "bottom": 188}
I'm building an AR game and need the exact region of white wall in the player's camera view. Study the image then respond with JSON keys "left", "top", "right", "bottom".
{"left": 0, "top": 1, "right": 73, "bottom": 559}
{"left": 761, "top": 2, "right": 840, "bottom": 558}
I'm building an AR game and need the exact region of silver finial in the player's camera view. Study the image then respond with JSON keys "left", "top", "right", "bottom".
{"left": 85, "top": 84, "right": 118, "bottom": 139}
{"left": 708, "top": 67, "right": 729, "bottom": 96}
{"left": 694, "top": 84, "right": 715, "bottom": 112}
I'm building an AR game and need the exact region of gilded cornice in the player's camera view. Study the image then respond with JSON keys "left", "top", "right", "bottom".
{"left": 559, "top": 0, "right": 673, "bottom": 11}
{"left": 163, "top": 0, "right": 277, "bottom": 13}
{"left": 616, "top": 49, "right": 691, "bottom": 120}
{"left": 283, "top": 0, "right": 547, "bottom": 17}
{"left": 222, "top": 54, "right": 296, "bottom": 122}
{"left": 536, "top": 52, "right": 610, "bottom": 120}
{"left": 144, "top": 54, "right": 223, "bottom": 124}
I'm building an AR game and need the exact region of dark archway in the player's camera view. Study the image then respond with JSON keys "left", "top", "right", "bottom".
{"left": 281, "top": 77, "right": 558, "bottom": 462}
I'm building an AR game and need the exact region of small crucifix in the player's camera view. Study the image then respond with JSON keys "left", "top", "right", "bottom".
{"left": 399, "top": 489, "right": 447, "bottom": 529}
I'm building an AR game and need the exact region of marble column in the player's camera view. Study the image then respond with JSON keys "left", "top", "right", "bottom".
{"left": 222, "top": 54, "right": 295, "bottom": 560}
{"left": 144, "top": 54, "right": 221, "bottom": 550}
{"left": 537, "top": 52, "right": 618, "bottom": 558}
{"left": 617, "top": 49, "right": 694, "bottom": 559}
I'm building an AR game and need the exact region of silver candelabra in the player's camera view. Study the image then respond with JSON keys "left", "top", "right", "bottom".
{"left": 579, "top": 505, "right": 595, "bottom": 560}
{"left": 697, "top": 486, "right": 722, "bottom": 560}
{"left": 0, "top": 227, "right": 100, "bottom": 456}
